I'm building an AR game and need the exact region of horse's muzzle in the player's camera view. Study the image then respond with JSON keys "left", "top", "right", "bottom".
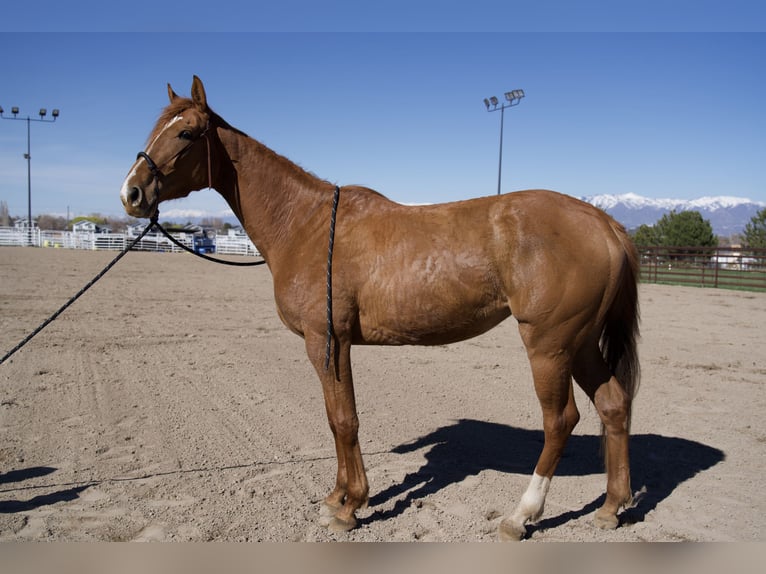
{"left": 125, "top": 185, "right": 143, "bottom": 209}
{"left": 120, "top": 183, "right": 148, "bottom": 218}
{"left": 120, "top": 179, "right": 158, "bottom": 219}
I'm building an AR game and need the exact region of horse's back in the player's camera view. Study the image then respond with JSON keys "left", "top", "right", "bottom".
{"left": 343, "top": 189, "right": 627, "bottom": 347}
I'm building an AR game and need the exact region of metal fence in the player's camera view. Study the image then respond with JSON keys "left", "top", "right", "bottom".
{"left": 3, "top": 227, "right": 764, "bottom": 292}
{"left": 0, "top": 227, "right": 261, "bottom": 258}
{"left": 639, "top": 245, "right": 766, "bottom": 291}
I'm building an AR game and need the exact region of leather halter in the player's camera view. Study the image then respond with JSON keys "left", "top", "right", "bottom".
{"left": 135, "top": 121, "right": 213, "bottom": 215}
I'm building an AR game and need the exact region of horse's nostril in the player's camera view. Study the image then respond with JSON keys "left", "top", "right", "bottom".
{"left": 128, "top": 186, "right": 143, "bottom": 207}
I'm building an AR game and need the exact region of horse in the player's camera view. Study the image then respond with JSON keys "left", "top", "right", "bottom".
{"left": 120, "top": 76, "right": 640, "bottom": 540}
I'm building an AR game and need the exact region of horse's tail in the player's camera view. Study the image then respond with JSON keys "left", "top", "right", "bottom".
{"left": 600, "top": 223, "right": 641, "bottom": 432}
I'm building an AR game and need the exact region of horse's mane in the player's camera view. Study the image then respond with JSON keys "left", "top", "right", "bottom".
{"left": 149, "top": 97, "right": 369, "bottom": 195}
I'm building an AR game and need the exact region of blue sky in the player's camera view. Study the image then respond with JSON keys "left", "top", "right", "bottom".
{"left": 1, "top": 28, "right": 764, "bottom": 219}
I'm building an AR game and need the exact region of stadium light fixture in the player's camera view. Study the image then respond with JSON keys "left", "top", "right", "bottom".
{"left": 483, "top": 88, "right": 525, "bottom": 195}
{"left": 1, "top": 104, "right": 61, "bottom": 245}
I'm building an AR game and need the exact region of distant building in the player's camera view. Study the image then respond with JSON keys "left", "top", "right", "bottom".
{"left": 72, "top": 220, "right": 112, "bottom": 233}
{"left": 126, "top": 223, "right": 146, "bottom": 237}
{"left": 13, "top": 218, "right": 36, "bottom": 229}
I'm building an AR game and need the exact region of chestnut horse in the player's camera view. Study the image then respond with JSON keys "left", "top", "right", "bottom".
{"left": 120, "top": 76, "right": 640, "bottom": 540}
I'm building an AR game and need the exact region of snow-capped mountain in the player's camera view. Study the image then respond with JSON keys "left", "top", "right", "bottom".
{"left": 581, "top": 193, "right": 765, "bottom": 236}
{"left": 156, "top": 193, "right": 763, "bottom": 237}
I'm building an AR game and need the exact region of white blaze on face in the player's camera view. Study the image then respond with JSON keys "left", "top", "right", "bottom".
{"left": 146, "top": 114, "right": 185, "bottom": 156}
{"left": 120, "top": 115, "right": 185, "bottom": 205}
{"left": 120, "top": 165, "right": 139, "bottom": 205}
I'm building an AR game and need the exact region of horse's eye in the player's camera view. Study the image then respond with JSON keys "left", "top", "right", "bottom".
{"left": 179, "top": 130, "right": 193, "bottom": 140}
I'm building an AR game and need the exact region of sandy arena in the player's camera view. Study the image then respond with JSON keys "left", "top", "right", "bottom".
{"left": 0, "top": 246, "right": 764, "bottom": 542}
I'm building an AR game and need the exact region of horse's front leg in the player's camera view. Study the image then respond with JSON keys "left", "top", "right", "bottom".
{"left": 305, "top": 332, "right": 369, "bottom": 532}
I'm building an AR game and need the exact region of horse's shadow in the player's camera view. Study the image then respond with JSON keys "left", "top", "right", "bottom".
{"left": 367, "top": 418, "right": 724, "bottom": 532}
{"left": 0, "top": 466, "right": 91, "bottom": 513}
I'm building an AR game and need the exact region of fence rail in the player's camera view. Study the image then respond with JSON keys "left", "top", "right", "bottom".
{"left": 0, "top": 227, "right": 261, "bottom": 258}
{"left": 639, "top": 245, "right": 766, "bottom": 291}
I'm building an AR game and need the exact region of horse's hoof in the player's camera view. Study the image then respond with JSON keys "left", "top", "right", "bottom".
{"left": 320, "top": 501, "right": 341, "bottom": 517}
{"left": 498, "top": 518, "right": 526, "bottom": 541}
{"left": 319, "top": 501, "right": 341, "bottom": 527}
{"left": 593, "top": 510, "right": 619, "bottom": 530}
{"left": 328, "top": 515, "right": 357, "bottom": 533}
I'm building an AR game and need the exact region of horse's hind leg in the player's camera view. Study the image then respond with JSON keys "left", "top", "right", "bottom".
{"left": 572, "top": 342, "right": 633, "bottom": 530}
{"left": 499, "top": 349, "right": 580, "bottom": 541}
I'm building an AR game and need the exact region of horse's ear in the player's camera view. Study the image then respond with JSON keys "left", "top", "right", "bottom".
{"left": 167, "top": 83, "right": 180, "bottom": 103}
{"left": 191, "top": 75, "right": 208, "bottom": 111}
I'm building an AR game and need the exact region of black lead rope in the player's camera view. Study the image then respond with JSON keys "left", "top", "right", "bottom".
{"left": 152, "top": 223, "right": 266, "bottom": 267}
{"left": 324, "top": 185, "right": 340, "bottom": 371}
{"left": 137, "top": 145, "right": 265, "bottom": 268}
{"left": 1, "top": 188, "right": 338, "bottom": 368}
{"left": 0, "top": 222, "right": 156, "bottom": 365}
{"left": 0, "top": 215, "right": 267, "bottom": 366}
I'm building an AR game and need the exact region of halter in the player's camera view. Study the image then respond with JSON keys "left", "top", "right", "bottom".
{"left": 135, "top": 121, "right": 213, "bottom": 219}
{"left": 135, "top": 121, "right": 337, "bottom": 369}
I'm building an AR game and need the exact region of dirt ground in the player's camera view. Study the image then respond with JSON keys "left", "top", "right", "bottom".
{"left": 0, "top": 246, "right": 764, "bottom": 542}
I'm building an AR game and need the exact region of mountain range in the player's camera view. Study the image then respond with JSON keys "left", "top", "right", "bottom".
{"left": 160, "top": 193, "right": 765, "bottom": 238}
{"left": 580, "top": 193, "right": 764, "bottom": 237}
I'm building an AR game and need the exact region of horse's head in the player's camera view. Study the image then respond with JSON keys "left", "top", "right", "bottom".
{"left": 120, "top": 75, "right": 213, "bottom": 219}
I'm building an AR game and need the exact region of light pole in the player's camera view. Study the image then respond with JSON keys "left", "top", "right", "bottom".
{"left": 483, "top": 89, "right": 524, "bottom": 195}
{"left": 0, "top": 105, "right": 60, "bottom": 245}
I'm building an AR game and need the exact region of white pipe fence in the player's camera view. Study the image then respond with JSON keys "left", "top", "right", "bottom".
{"left": 0, "top": 227, "right": 261, "bottom": 257}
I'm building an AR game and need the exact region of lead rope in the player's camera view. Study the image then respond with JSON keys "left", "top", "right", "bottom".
{"left": 0, "top": 220, "right": 157, "bottom": 366}
{"left": 2, "top": 186, "right": 340, "bottom": 367}
{"left": 0, "top": 213, "right": 271, "bottom": 366}
{"left": 152, "top": 223, "right": 266, "bottom": 267}
{"left": 324, "top": 185, "right": 340, "bottom": 371}
{"left": 139, "top": 132, "right": 265, "bottom": 268}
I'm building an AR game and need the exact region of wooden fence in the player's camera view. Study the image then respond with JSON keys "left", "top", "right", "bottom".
{"left": 639, "top": 246, "right": 766, "bottom": 291}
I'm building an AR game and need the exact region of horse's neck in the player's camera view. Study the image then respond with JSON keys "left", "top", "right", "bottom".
{"left": 214, "top": 126, "right": 331, "bottom": 262}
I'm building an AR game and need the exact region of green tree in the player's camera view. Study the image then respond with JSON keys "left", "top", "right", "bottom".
{"left": 632, "top": 223, "right": 659, "bottom": 247}
{"left": 654, "top": 210, "right": 717, "bottom": 247}
{"left": 743, "top": 208, "right": 766, "bottom": 248}
{"left": 633, "top": 210, "right": 718, "bottom": 263}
